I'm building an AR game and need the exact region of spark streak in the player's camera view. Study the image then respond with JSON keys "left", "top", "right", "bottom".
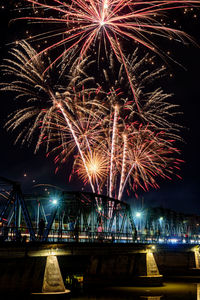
{"left": 17, "top": 0, "right": 200, "bottom": 109}
{"left": 118, "top": 134, "right": 128, "bottom": 201}
{"left": 109, "top": 105, "right": 118, "bottom": 198}
{"left": 1, "top": 41, "right": 184, "bottom": 202}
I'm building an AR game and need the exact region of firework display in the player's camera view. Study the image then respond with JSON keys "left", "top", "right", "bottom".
{"left": 1, "top": 0, "right": 199, "bottom": 203}
{"left": 0, "top": 41, "right": 107, "bottom": 193}
{"left": 15, "top": 0, "right": 200, "bottom": 110}
{"left": 1, "top": 40, "right": 183, "bottom": 200}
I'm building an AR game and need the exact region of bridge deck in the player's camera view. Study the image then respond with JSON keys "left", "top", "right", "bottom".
{"left": 0, "top": 242, "right": 197, "bottom": 258}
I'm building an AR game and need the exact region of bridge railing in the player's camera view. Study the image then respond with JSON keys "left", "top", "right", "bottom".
{"left": 0, "top": 225, "right": 200, "bottom": 244}
{"left": 44, "top": 228, "right": 134, "bottom": 243}
{"left": 0, "top": 225, "right": 133, "bottom": 243}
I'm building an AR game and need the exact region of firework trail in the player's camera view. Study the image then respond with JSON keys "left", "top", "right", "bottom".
{"left": 71, "top": 64, "right": 183, "bottom": 200}
{"left": 102, "top": 49, "right": 182, "bottom": 141}
{"left": 0, "top": 41, "right": 106, "bottom": 193}
{"left": 119, "top": 124, "right": 183, "bottom": 199}
{"left": 73, "top": 120, "right": 183, "bottom": 200}
{"left": 15, "top": 0, "right": 199, "bottom": 110}
{"left": 118, "top": 133, "right": 128, "bottom": 201}
{"left": 72, "top": 50, "right": 183, "bottom": 199}
{"left": 109, "top": 105, "right": 118, "bottom": 198}
{"left": 1, "top": 41, "right": 183, "bottom": 201}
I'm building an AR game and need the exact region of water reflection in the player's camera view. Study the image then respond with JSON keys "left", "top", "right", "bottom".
{"left": 197, "top": 284, "right": 200, "bottom": 300}
{"left": 140, "top": 297, "right": 162, "bottom": 300}
{"left": 71, "top": 281, "right": 199, "bottom": 300}
{"left": 194, "top": 250, "right": 200, "bottom": 269}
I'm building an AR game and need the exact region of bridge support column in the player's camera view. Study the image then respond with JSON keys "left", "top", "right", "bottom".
{"left": 42, "top": 255, "right": 66, "bottom": 293}
{"left": 33, "top": 255, "right": 70, "bottom": 296}
{"left": 193, "top": 248, "right": 200, "bottom": 269}
{"left": 137, "top": 249, "right": 163, "bottom": 285}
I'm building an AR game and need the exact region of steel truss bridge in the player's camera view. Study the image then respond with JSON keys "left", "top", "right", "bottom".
{"left": 0, "top": 176, "right": 200, "bottom": 244}
{"left": 0, "top": 176, "right": 135, "bottom": 242}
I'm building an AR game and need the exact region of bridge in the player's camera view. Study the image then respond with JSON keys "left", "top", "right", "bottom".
{"left": 1, "top": 176, "right": 200, "bottom": 294}
{"left": 0, "top": 176, "right": 199, "bottom": 244}
{"left": 0, "top": 176, "right": 136, "bottom": 243}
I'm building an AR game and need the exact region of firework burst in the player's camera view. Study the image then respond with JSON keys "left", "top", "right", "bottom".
{"left": 0, "top": 41, "right": 107, "bottom": 193}
{"left": 101, "top": 49, "right": 183, "bottom": 140}
{"left": 74, "top": 150, "right": 109, "bottom": 191}
{"left": 1, "top": 41, "right": 183, "bottom": 201}
{"left": 72, "top": 120, "right": 183, "bottom": 200}
{"left": 123, "top": 125, "right": 182, "bottom": 196}
{"left": 16, "top": 0, "right": 200, "bottom": 110}
{"left": 0, "top": 40, "right": 103, "bottom": 147}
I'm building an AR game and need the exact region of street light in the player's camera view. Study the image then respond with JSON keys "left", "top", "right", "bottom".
{"left": 135, "top": 212, "right": 142, "bottom": 235}
{"left": 98, "top": 206, "right": 102, "bottom": 211}
{"left": 136, "top": 212, "right": 141, "bottom": 218}
{"left": 52, "top": 199, "right": 58, "bottom": 205}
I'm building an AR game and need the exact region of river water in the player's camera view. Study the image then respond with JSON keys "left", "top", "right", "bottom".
{"left": 70, "top": 280, "right": 200, "bottom": 300}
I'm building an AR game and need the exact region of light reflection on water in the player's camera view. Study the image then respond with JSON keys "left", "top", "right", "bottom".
{"left": 71, "top": 282, "right": 200, "bottom": 300}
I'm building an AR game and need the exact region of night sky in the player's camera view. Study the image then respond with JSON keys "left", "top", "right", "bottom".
{"left": 0, "top": 1, "right": 200, "bottom": 214}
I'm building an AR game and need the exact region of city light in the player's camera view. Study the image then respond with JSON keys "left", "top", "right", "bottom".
{"left": 52, "top": 198, "right": 58, "bottom": 205}
{"left": 136, "top": 212, "right": 141, "bottom": 218}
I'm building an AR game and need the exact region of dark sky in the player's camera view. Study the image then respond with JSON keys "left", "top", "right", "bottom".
{"left": 0, "top": 1, "right": 200, "bottom": 214}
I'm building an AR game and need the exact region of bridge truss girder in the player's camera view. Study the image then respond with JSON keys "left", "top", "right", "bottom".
{"left": 41, "top": 191, "right": 136, "bottom": 241}
{"left": 0, "top": 176, "right": 35, "bottom": 241}
{"left": 0, "top": 177, "right": 136, "bottom": 242}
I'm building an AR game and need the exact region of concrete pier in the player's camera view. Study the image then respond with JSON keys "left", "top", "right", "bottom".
{"left": 0, "top": 243, "right": 199, "bottom": 294}
{"left": 42, "top": 255, "right": 66, "bottom": 293}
